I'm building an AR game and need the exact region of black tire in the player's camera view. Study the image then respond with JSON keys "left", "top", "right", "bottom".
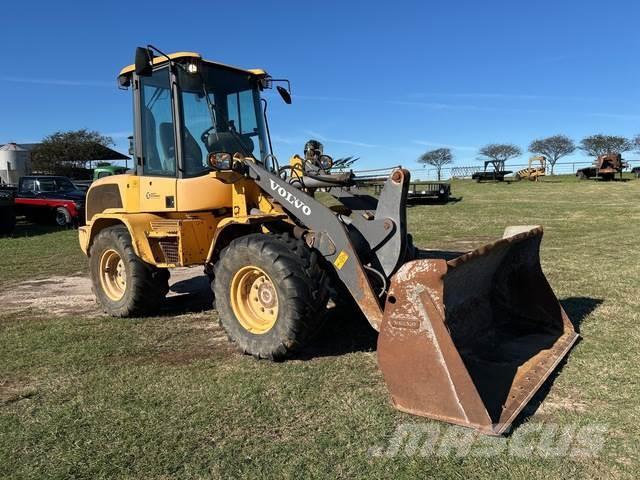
{"left": 213, "top": 232, "right": 330, "bottom": 359}
{"left": 89, "top": 225, "right": 170, "bottom": 317}
{"left": 577, "top": 171, "right": 587, "bottom": 180}
{"left": 54, "top": 207, "right": 71, "bottom": 227}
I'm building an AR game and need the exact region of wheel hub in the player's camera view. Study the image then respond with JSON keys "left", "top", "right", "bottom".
{"left": 230, "top": 266, "right": 279, "bottom": 334}
{"left": 99, "top": 249, "right": 126, "bottom": 301}
{"left": 257, "top": 281, "right": 277, "bottom": 308}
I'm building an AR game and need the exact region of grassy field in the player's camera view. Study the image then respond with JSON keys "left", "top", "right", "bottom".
{"left": 1, "top": 175, "right": 639, "bottom": 479}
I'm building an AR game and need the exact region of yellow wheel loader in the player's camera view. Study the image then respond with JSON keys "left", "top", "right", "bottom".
{"left": 79, "top": 46, "right": 578, "bottom": 435}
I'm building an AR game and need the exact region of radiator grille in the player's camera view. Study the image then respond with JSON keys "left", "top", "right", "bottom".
{"left": 159, "top": 238, "right": 179, "bottom": 264}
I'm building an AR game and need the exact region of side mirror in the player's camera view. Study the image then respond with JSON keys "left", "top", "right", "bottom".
{"left": 208, "top": 152, "right": 233, "bottom": 170}
{"left": 276, "top": 85, "right": 292, "bottom": 104}
{"left": 134, "top": 47, "right": 153, "bottom": 76}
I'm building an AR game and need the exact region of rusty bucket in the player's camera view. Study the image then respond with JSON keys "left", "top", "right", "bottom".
{"left": 377, "top": 226, "right": 578, "bottom": 435}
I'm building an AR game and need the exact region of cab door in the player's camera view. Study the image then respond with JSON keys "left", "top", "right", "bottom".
{"left": 135, "top": 66, "right": 177, "bottom": 212}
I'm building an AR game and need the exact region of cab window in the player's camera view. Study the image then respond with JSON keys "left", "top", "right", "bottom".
{"left": 179, "top": 89, "right": 210, "bottom": 177}
{"left": 140, "top": 68, "right": 176, "bottom": 177}
{"left": 226, "top": 90, "right": 258, "bottom": 136}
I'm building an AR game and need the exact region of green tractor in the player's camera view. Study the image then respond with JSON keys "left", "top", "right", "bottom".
{"left": 93, "top": 165, "right": 129, "bottom": 180}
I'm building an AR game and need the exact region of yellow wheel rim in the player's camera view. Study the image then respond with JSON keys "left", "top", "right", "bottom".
{"left": 99, "top": 249, "right": 126, "bottom": 301}
{"left": 230, "top": 266, "right": 279, "bottom": 334}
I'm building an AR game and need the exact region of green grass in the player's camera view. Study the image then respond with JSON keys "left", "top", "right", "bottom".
{"left": 1, "top": 175, "right": 639, "bottom": 479}
{"left": 0, "top": 223, "right": 87, "bottom": 286}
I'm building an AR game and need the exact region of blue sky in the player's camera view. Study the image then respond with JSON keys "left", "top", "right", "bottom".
{"left": 1, "top": 0, "right": 639, "bottom": 174}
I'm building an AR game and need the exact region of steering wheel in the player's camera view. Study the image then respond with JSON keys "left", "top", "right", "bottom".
{"left": 201, "top": 126, "right": 216, "bottom": 145}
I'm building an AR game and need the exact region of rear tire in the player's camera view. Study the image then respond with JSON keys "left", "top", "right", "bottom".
{"left": 89, "top": 225, "right": 169, "bottom": 317}
{"left": 213, "top": 232, "right": 330, "bottom": 359}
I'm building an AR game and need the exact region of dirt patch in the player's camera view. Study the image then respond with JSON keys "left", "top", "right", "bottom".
{"left": 537, "top": 395, "right": 588, "bottom": 414}
{"left": 0, "top": 276, "right": 98, "bottom": 317}
{"left": 0, "top": 268, "right": 212, "bottom": 318}
{"left": 109, "top": 317, "right": 236, "bottom": 366}
{"left": 0, "top": 377, "right": 37, "bottom": 405}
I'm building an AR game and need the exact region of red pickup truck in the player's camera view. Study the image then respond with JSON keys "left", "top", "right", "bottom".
{"left": 14, "top": 176, "right": 86, "bottom": 226}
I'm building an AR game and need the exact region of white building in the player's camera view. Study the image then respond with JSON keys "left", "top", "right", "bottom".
{"left": 0, "top": 143, "right": 33, "bottom": 185}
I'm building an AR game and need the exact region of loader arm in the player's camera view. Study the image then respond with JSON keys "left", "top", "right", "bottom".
{"left": 243, "top": 162, "right": 411, "bottom": 331}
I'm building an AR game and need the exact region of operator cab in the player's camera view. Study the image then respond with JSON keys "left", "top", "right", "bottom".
{"left": 118, "top": 51, "right": 272, "bottom": 179}
{"left": 113, "top": 49, "right": 290, "bottom": 213}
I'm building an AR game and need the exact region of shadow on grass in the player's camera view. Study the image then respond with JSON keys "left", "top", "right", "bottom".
{"left": 297, "top": 303, "right": 378, "bottom": 360}
{"left": 506, "top": 295, "right": 602, "bottom": 435}
{"left": 559, "top": 296, "right": 603, "bottom": 334}
{"left": 161, "top": 274, "right": 214, "bottom": 316}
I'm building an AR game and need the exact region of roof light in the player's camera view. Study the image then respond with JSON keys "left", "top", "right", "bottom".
{"left": 186, "top": 62, "right": 198, "bottom": 74}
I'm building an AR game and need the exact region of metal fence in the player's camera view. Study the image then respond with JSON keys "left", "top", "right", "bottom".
{"left": 408, "top": 159, "right": 640, "bottom": 181}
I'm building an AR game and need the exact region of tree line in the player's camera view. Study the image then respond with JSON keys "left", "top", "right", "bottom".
{"left": 30, "top": 129, "right": 117, "bottom": 175}
{"left": 419, "top": 134, "right": 640, "bottom": 181}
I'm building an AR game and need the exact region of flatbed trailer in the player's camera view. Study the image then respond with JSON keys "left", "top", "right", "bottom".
{"left": 471, "top": 160, "right": 512, "bottom": 182}
{"left": 372, "top": 181, "right": 451, "bottom": 201}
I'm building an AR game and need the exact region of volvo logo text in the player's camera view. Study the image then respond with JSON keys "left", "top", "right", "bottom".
{"left": 268, "top": 179, "right": 311, "bottom": 216}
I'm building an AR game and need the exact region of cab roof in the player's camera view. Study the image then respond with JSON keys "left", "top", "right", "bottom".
{"left": 118, "top": 51, "right": 267, "bottom": 78}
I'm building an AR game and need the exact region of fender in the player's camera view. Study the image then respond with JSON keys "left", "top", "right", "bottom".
{"left": 79, "top": 212, "right": 165, "bottom": 264}
{"left": 205, "top": 213, "right": 289, "bottom": 265}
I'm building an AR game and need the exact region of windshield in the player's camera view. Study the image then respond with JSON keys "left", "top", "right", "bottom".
{"left": 38, "top": 177, "right": 78, "bottom": 192}
{"left": 177, "top": 63, "right": 270, "bottom": 177}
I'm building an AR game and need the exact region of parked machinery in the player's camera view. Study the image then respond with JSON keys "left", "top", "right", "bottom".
{"left": 576, "top": 153, "right": 627, "bottom": 180}
{"left": 515, "top": 156, "right": 546, "bottom": 181}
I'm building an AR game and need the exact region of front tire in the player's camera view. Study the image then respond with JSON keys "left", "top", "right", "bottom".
{"left": 213, "top": 233, "right": 330, "bottom": 359}
{"left": 89, "top": 225, "right": 169, "bottom": 317}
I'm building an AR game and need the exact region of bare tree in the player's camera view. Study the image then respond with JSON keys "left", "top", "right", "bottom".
{"left": 633, "top": 134, "right": 640, "bottom": 152}
{"left": 478, "top": 144, "right": 521, "bottom": 164}
{"left": 528, "top": 135, "right": 575, "bottom": 175}
{"left": 578, "top": 134, "right": 632, "bottom": 157}
{"left": 418, "top": 148, "right": 453, "bottom": 181}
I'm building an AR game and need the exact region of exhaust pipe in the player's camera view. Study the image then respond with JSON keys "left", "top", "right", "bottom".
{"left": 377, "top": 226, "right": 578, "bottom": 435}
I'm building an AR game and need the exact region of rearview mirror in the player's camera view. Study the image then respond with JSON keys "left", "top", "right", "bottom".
{"left": 134, "top": 47, "right": 153, "bottom": 76}
{"left": 276, "top": 85, "right": 292, "bottom": 104}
